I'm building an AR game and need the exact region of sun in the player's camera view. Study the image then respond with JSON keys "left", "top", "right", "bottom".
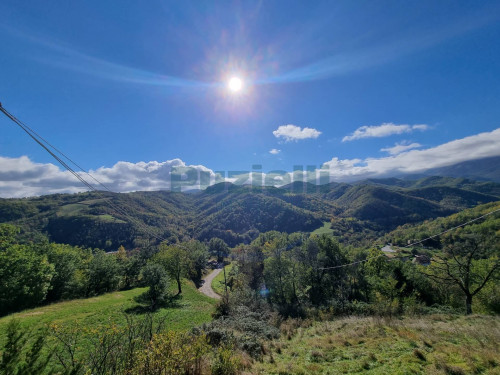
{"left": 228, "top": 76, "right": 243, "bottom": 92}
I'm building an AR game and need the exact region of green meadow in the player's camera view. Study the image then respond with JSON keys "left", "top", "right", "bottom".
{"left": 0, "top": 280, "right": 215, "bottom": 347}
{"left": 212, "top": 263, "right": 234, "bottom": 296}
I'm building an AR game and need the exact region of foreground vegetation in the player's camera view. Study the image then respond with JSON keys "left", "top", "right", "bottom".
{"left": 0, "top": 281, "right": 215, "bottom": 346}
{"left": 251, "top": 314, "right": 500, "bottom": 375}
{"left": 0, "top": 197, "right": 498, "bottom": 374}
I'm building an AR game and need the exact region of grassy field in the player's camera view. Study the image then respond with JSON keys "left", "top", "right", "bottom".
{"left": 0, "top": 279, "right": 216, "bottom": 346}
{"left": 57, "top": 200, "right": 126, "bottom": 223}
{"left": 212, "top": 263, "right": 233, "bottom": 296}
{"left": 250, "top": 314, "right": 500, "bottom": 375}
{"left": 312, "top": 221, "right": 334, "bottom": 236}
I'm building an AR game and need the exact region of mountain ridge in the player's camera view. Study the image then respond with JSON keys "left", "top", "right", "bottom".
{"left": 1, "top": 176, "right": 499, "bottom": 249}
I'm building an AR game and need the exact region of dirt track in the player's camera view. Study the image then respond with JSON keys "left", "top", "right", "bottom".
{"left": 198, "top": 268, "right": 223, "bottom": 300}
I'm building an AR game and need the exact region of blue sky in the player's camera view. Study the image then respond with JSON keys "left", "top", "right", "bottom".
{"left": 1, "top": 0, "right": 500, "bottom": 196}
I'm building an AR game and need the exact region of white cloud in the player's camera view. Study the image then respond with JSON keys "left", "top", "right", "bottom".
{"left": 0, "top": 157, "right": 220, "bottom": 198}
{"left": 273, "top": 124, "right": 321, "bottom": 142}
{"left": 342, "top": 123, "right": 428, "bottom": 142}
{"left": 1, "top": 129, "right": 499, "bottom": 197}
{"left": 269, "top": 149, "right": 281, "bottom": 155}
{"left": 381, "top": 142, "right": 422, "bottom": 155}
{"left": 321, "top": 128, "right": 500, "bottom": 181}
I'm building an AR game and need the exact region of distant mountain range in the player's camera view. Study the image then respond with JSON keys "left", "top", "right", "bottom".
{"left": 396, "top": 156, "right": 500, "bottom": 183}
{"left": 1, "top": 174, "right": 499, "bottom": 249}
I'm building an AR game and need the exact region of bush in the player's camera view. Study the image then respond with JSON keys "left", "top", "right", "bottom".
{"left": 211, "top": 345, "right": 240, "bottom": 375}
{"left": 0, "top": 320, "right": 52, "bottom": 375}
{"left": 130, "top": 331, "right": 210, "bottom": 375}
{"left": 141, "top": 263, "right": 170, "bottom": 310}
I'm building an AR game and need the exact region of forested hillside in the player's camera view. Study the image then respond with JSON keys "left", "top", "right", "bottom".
{"left": 1, "top": 194, "right": 498, "bottom": 374}
{"left": 0, "top": 176, "right": 499, "bottom": 249}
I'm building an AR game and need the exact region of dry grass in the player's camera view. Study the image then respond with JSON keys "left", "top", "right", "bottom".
{"left": 250, "top": 314, "right": 500, "bottom": 374}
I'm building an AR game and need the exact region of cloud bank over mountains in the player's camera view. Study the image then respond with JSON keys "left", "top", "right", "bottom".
{"left": 1, "top": 128, "right": 499, "bottom": 197}
{"left": 0, "top": 157, "right": 219, "bottom": 198}
{"left": 381, "top": 142, "right": 423, "bottom": 155}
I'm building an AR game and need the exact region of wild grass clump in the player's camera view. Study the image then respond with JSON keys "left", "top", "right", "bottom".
{"left": 250, "top": 314, "right": 500, "bottom": 375}
{"left": 413, "top": 348, "right": 426, "bottom": 361}
{"left": 201, "top": 304, "right": 279, "bottom": 360}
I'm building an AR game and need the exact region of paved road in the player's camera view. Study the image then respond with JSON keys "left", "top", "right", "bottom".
{"left": 198, "top": 268, "right": 223, "bottom": 300}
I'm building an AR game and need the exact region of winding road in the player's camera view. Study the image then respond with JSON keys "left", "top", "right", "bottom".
{"left": 198, "top": 268, "right": 223, "bottom": 300}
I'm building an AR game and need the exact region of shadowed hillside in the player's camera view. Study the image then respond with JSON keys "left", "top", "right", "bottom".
{"left": 1, "top": 176, "right": 499, "bottom": 248}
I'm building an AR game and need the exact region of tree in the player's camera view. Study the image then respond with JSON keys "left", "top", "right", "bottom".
{"left": 235, "top": 244, "right": 264, "bottom": 293}
{"left": 141, "top": 263, "right": 169, "bottom": 310}
{"left": 86, "top": 250, "right": 121, "bottom": 296}
{"left": 264, "top": 248, "right": 299, "bottom": 307}
{"left": 298, "top": 235, "right": 348, "bottom": 305}
{"left": 154, "top": 244, "right": 188, "bottom": 295}
{"left": 0, "top": 242, "right": 54, "bottom": 315}
{"left": 208, "top": 238, "right": 229, "bottom": 263}
{"left": 122, "top": 253, "right": 145, "bottom": 290}
{"left": 0, "top": 224, "right": 19, "bottom": 249}
{"left": 425, "top": 233, "right": 499, "bottom": 314}
{"left": 46, "top": 243, "right": 90, "bottom": 301}
{"left": 184, "top": 240, "right": 209, "bottom": 285}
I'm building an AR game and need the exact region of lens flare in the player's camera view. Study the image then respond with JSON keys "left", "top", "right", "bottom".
{"left": 228, "top": 77, "right": 243, "bottom": 92}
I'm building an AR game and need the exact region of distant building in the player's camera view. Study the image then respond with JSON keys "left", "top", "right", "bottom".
{"left": 413, "top": 255, "right": 431, "bottom": 266}
{"left": 381, "top": 245, "right": 396, "bottom": 253}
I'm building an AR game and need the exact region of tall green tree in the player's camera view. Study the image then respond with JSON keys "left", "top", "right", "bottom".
{"left": 184, "top": 240, "right": 209, "bottom": 285}
{"left": 0, "top": 225, "right": 55, "bottom": 315}
{"left": 235, "top": 244, "right": 264, "bottom": 292}
{"left": 154, "top": 244, "right": 188, "bottom": 295}
{"left": 86, "top": 250, "right": 121, "bottom": 296}
{"left": 208, "top": 238, "right": 229, "bottom": 263}
{"left": 141, "top": 263, "right": 169, "bottom": 310}
{"left": 0, "top": 246, "right": 54, "bottom": 315}
{"left": 46, "top": 243, "right": 90, "bottom": 301}
{"left": 299, "top": 235, "right": 348, "bottom": 305}
{"left": 425, "top": 233, "right": 499, "bottom": 314}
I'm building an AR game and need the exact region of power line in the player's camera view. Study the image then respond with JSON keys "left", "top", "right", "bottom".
{"left": 2, "top": 102, "right": 499, "bottom": 263}
{"left": 318, "top": 204, "right": 500, "bottom": 270}
{"left": 0, "top": 102, "right": 169, "bottom": 244}
{"left": 1, "top": 102, "right": 306, "bottom": 256}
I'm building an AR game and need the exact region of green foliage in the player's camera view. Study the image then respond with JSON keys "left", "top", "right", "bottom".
{"left": 85, "top": 250, "right": 121, "bottom": 296}
{"left": 141, "top": 263, "right": 169, "bottom": 310}
{"left": 0, "top": 228, "right": 55, "bottom": 315}
{"left": 0, "top": 320, "right": 52, "bottom": 375}
{"left": 4, "top": 176, "right": 496, "bottom": 249}
{"left": 211, "top": 345, "right": 240, "bottom": 375}
{"left": 0, "top": 224, "right": 19, "bottom": 249}
{"left": 208, "top": 238, "right": 229, "bottom": 262}
{"left": 212, "top": 263, "right": 234, "bottom": 296}
{"left": 184, "top": 240, "right": 210, "bottom": 285}
{"left": 45, "top": 244, "right": 91, "bottom": 301}
{"left": 425, "top": 233, "right": 499, "bottom": 314}
{"left": 154, "top": 244, "right": 189, "bottom": 295}
{"left": 121, "top": 254, "right": 144, "bottom": 290}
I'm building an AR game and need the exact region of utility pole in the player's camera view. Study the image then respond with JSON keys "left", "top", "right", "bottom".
{"left": 223, "top": 262, "right": 228, "bottom": 295}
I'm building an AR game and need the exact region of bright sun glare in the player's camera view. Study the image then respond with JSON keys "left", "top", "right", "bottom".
{"left": 228, "top": 77, "right": 243, "bottom": 92}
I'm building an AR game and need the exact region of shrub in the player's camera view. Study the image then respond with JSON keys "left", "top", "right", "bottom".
{"left": 131, "top": 331, "right": 210, "bottom": 375}
{"left": 211, "top": 345, "right": 240, "bottom": 375}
